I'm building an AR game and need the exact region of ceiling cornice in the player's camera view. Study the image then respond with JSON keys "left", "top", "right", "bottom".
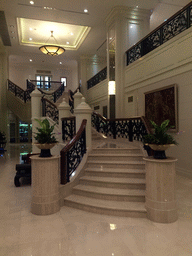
{"left": 105, "top": 6, "right": 151, "bottom": 28}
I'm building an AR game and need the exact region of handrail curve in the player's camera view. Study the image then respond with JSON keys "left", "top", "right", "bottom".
{"left": 60, "top": 119, "right": 87, "bottom": 184}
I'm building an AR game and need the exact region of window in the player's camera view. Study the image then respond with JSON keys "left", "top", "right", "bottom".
{"left": 60, "top": 77, "right": 67, "bottom": 87}
{"left": 36, "top": 75, "right": 52, "bottom": 89}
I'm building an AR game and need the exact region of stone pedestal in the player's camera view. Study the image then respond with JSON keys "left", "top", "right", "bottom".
{"left": 31, "top": 155, "right": 60, "bottom": 215}
{"left": 144, "top": 156, "right": 178, "bottom": 223}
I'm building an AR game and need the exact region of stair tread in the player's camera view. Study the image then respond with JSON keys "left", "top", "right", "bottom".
{"left": 65, "top": 195, "right": 146, "bottom": 212}
{"left": 85, "top": 167, "right": 145, "bottom": 173}
{"left": 80, "top": 176, "right": 145, "bottom": 184}
{"left": 93, "top": 147, "right": 140, "bottom": 150}
{"left": 74, "top": 185, "right": 145, "bottom": 196}
{"left": 89, "top": 153, "right": 143, "bottom": 157}
{"left": 87, "top": 160, "right": 145, "bottom": 164}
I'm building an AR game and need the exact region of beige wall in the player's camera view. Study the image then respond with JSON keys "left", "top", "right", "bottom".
{"left": 124, "top": 26, "right": 192, "bottom": 176}
{"left": 86, "top": 79, "right": 108, "bottom": 116}
{"left": 9, "top": 61, "right": 78, "bottom": 91}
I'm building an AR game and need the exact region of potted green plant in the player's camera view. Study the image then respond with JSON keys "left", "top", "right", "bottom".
{"left": 0, "top": 131, "right": 7, "bottom": 151}
{"left": 143, "top": 119, "right": 178, "bottom": 159}
{"left": 34, "top": 118, "right": 58, "bottom": 157}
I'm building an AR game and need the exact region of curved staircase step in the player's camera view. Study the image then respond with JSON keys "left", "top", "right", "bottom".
{"left": 85, "top": 167, "right": 145, "bottom": 178}
{"left": 92, "top": 148, "right": 141, "bottom": 154}
{"left": 88, "top": 153, "right": 143, "bottom": 161}
{"left": 73, "top": 185, "right": 145, "bottom": 202}
{"left": 87, "top": 160, "right": 145, "bottom": 169}
{"left": 64, "top": 195, "right": 147, "bottom": 217}
{"left": 80, "top": 176, "right": 145, "bottom": 189}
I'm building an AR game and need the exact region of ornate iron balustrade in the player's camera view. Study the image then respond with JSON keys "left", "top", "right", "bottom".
{"left": 41, "top": 97, "right": 59, "bottom": 124}
{"left": 53, "top": 83, "right": 65, "bottom": 102}
{"left": 61, "top": 116, "right": 76, "bottom": 141}
{"left": 126, "top": 1, "right": 192, "bottom": 66}
{"left": 60, "top": 119, "right": 87, "bottom": 184}
{"left": 27, "top": 80, "right": 65, "bottom": 103}
{"left": 8, "top": 80, "right": 31, "bottom": 103}
{"left": 92, "top": 112, "right": 152, "bottom": 142}
{"left": 87, "top": 66, "right": 107, "bottom": 89}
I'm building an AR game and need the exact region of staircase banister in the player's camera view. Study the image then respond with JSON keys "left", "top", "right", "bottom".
{"left": 92, "top": 111, "right": 107, "bottom": 122}
{"left": 126, "top": 1, "right": 192, "bottom": 55}
{"left": 141, "top": 116, "right": 153, "bottom": 134}
{"left": 41, "top": 96, "right": 57, "bottom": 109}
{"left": 8, "top": 79, "right": 25, "bottom": 92}
{"left": 61, "top": 119, "right": 87, "bottom": 154}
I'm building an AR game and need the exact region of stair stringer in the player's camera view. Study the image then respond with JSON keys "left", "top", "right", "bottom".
{"left": 7, "top": 90, "right": 31, "bottom": 122}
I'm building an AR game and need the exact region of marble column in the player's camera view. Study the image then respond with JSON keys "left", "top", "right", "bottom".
{"left": 31, "top": 155, "right": 60, "bottom": 215}
{"left": 144, "top": 156, "right": 178, "bottom": 223}
{"left": 105, "top": 7, "right": 151, "bottom": 118}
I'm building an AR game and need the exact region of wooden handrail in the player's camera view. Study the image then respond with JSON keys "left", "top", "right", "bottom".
{"left": 61, "top": 119, "right": 87, "bottom": 153}
{"left": 60, "top": 119, "right": 87, "bottom": 184}
{"left": 93, "top": 111, "right": 150, "bottom": 123}
{"left": 141, "top": 116, "right": 153, "bottom": 134}
{"left": 41, "top": 96, "right": 57, "bottom": 109}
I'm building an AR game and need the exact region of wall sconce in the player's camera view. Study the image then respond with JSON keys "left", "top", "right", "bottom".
{"left": 108, "top": 81, "right": 116, "bottom": 95}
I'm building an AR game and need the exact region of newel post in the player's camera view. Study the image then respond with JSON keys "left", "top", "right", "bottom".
{"left": 31, "top": 88, "right": 42, "bottom": 152}
{"left": 74, "top": 97, "right": 92, "bottom": 151}
{"left": 73, "top": 90, "right": 83, "bottom": 109}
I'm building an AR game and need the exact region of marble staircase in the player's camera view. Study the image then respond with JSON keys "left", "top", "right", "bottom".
{"left": 64, "top": 142, "right": 147, "bottom": 218}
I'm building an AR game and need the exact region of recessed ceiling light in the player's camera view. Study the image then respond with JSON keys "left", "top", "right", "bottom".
{"left": 30, "top": 1, "right": 34, "bottom": 5}
{"left": 70, "top": 32, "right": 74, "bottom": 35}
{"left": 29, "top": 59, "right": 32, "bottom": 62}
{"left": 66, "top": 42, "right": 69, "bottom": 44}
{"left": 29, "top": 38, "right": 32, "bottom": 41}
{"left": 84, "top": 9, "right": 88, "bottom": 13}
{"left": 60, "top": 62, "right": 62, "bottom": 64}
{"left": 136, "top": 6, "right": 138, "bottom": 8}
{"left": 29, "top": 28, "right": 33, "bottom": 31}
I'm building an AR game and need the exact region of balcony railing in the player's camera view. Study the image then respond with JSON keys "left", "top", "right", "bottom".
{"left": 87, "top": 66, "right": 107, "bottom": 89}
{"left": 126, "top": 1, "right": 192, "bottom": 66}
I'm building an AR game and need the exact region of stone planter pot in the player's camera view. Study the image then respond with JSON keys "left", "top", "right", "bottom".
{"left": 148, "top": 144, "right": 172, "bottom": 159}
{"left": 35, "top": 143, "right": 56, "bottom": 157}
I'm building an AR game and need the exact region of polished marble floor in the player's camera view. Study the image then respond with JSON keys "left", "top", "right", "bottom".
{"left": 0, "top": 143, "right": 192, "bottom": 256}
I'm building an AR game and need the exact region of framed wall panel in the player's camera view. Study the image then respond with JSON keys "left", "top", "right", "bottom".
{"left": 145, "top": 84, "right": 178, "bottom": 131}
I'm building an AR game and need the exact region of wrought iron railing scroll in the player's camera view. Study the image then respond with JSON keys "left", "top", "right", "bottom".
{"left": 8, "top": 80, "right": 31, "bottom": 103}
{"left": 60, "top": 119, "right": 87, "bottom": 184}
{"left": 41, "top": 97, "right": 59, "bottom": 124}
{"left": 92, "top": 112, "right": 152, "bottom": 142}
{"left": 61, "top": 116, "right": 76, "bottom": 141}
{"left": 87, "top": 66, "right": 107, "bottom": 89}
{"left": 126, "top": 1, "right": 192, "bottom": 66}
